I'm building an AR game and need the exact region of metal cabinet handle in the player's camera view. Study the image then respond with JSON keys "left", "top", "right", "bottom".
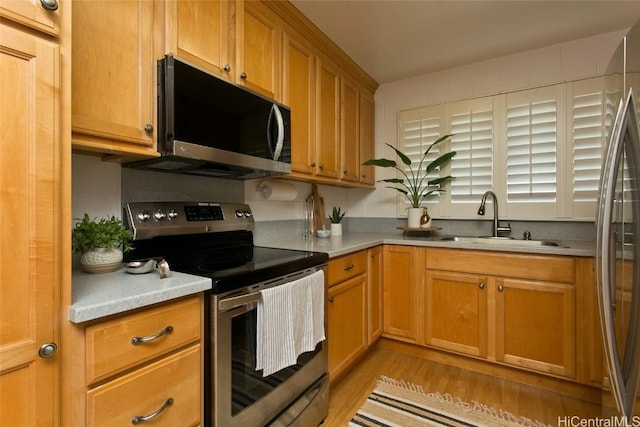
{"left": 319, "top": 164, "right": 324, "bottom": 170}
{"left": 240, "top": 72, "right": 247, "bottom": 80}
{"left": 40, "top": 0, "right": 58, "bottom": 11}
{"left": 310, "top": 162, "right": 316, "bottom": 168}
{"left": 343, "top": 170, "right": 348, "bottom": 175}
{"left": 223, "top": 64, "right": 231, "bottom": 72}
{"left": 38, "top": 342, "right": 58, "bottom": 358}
{"left": 497, "top": 285, "right": 504, "bottom": 292}
{"left": 328, "top": 297, "right": 334, "bottom": 303}
{"left": 479, "top": 282, "right": 485, "bottom": 290}
{"left": 344, "top": 263, "right": 354, "bottom": 271}
{"left": 131, "top": 397, "right": 174, "bottom": 424}
{"left": 144, "top": 124, "right": 153, "bottom": 134}
{"left": 131, "top": 325, "right": 174, "bottom": 345}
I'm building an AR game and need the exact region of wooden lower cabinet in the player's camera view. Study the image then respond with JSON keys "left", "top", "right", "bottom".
{"left": 496, "top": 277, "right": 575, "bottom": 377}
{"left": 74, "top": 295, "right": 204, "bottom": 426}
{"left": 422, "top": 248, "right": 578, "bottom": 379}
{"left": 327, "top": 275, "right": 367, "bottom": 381}
{"left": 382, "top": 246, "right": 424, "bottom": 343}
{"left": 327, "top": 250, "right": 369, "bottom": 383}
{"left": 425, "top": 270, "right": 488, "bottom": 358}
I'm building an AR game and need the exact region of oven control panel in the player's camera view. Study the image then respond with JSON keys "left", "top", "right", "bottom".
{"left": 124, "top": 202, "right": 254, "bottom": 240}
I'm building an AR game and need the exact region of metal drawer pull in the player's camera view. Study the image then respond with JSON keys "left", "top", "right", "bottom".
{"left": 131, "top": 397, "right": 173, "bottom": 424}
{"left": 131, "top": 325, "right": 174, "bottom": 345}
{"left": 497, "top": 285, "right": 504, "bottom": 292}
{"left": 344, "top": 263, "right": 354, "bottom": 271}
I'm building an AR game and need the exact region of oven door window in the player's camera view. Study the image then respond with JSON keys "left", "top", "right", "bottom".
{"left": 231, "top": 308, "right": 320, "bottom": 415}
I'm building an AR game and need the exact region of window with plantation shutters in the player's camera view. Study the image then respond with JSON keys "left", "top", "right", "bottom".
{"left": 447, "top": 98, "right": 494, "bottom": 204}
{"left": 505, "top": 87, "right": 559, "bottom": 205}
{"left": 395, "top": 77, "right": 607, "bottom": 220}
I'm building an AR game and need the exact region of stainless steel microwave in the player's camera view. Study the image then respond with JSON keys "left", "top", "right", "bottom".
{"left": 125, "top": 55, "right": 291, "bottom": 179}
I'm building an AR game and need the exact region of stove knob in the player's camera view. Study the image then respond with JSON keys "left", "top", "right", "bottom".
{"left": 167, "top": 209, "right": 178, "bottom": 220}
{"left": 137, "top": 210, "right": 151, "bottom": 222}
{"left": 243, "top": 210, "right": 252, "bottom": 217}
{"left": 235, "top": 210, "right": 244, "bottom": 218}
{"left": 154, "top": 209, "right": 166, "bottom": 221}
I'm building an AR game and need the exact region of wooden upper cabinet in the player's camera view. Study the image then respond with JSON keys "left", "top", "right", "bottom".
{"left": 283, "top": 30, "right": 316, "bottom": 175}
{"left": 359, "top": 89, "right": 375, "bottom": 185}
{"left": 315, "top": 55, "right": 341, "bottom": 179}
{"left": 0, "top": 22, "right": 59, "bottom": 427}
{"left": 164, "top": 0, "right": 232, "bottom": 79}
{"left": 0, "top": 0, "right": 60, "bottom": 36}
{"left": 236, "top": 0, "right": 281, "bottom": 100}
{"left": 341, "top": 74, "right": 359, "bottom": 182}
{"left": 72, "top": 0, "right": 158, "bottom": 156}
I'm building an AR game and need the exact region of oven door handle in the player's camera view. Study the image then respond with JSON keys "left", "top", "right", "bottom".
{"left": 218, "top": 290, "right": 262, "bottom": 312}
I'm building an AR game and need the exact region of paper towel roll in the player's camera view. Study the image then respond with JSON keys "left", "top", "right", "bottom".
{"left": 257, "top": 180, "right": 298, "bottom": 201}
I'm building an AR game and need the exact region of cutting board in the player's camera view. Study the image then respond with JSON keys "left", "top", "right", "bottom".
{"left": 310, "top": 184, "right": 326, "bottom": 232}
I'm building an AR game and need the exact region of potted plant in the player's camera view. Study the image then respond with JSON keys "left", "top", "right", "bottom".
{"left": 328, "top": 206, "right": 346, "bottom": 237}
{"left": 362, "top": 134, "right": 456, "bottom": 228}
{"left": 72, "top": 214, "right": 133, "bottom": 273}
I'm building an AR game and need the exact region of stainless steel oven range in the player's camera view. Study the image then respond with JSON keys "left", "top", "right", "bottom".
{"left": 124, "top": 201, "right": 329, "bottom": 427}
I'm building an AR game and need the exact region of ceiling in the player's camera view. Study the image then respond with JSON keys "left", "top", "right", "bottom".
{"left": 289, "top": 0, "right": 640, "bottom": 84}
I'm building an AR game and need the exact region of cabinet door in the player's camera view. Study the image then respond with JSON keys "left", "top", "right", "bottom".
{"left": 0, "top": 23, "right": 59, "bottom": 427}
{"left": 367, "top": 246, "right": 383, "bottom": 343}
{"left": 283, "top": 30, "right": 315, "bottom": 175}
{"left": 425, "top": 271, "right": 488, "bottom": 357}
{"left": 495, "top": 278, "right": 576, "bottom": 378}
{"left": 236, "top": 1, "right": 281, "bottom": 100}
{"left": 382, "top": 246, "right": 422, "bottom": 343}
{"left": 315, "top": 56, "right": 341, "bottom": 179}
{"left": 166, "top": 0, "right": 231, "bottom": 78}
{"left": 327, "top": 275, "right": 367, "bottom": 382}
{"left": 72, "top": 0, "right": 157, "bottom": 155}
{"left": 340, "top": 74, "right": 359, "bottom": 182}
{"left": 359, "top": 89, "right": 375, "bottom": 185}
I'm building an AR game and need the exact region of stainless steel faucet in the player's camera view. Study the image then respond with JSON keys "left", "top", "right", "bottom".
{"left": 477, "top": 191, "right": 511, "bottom": 237}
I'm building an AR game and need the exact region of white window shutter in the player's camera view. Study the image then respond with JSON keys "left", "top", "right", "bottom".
{"left": 447, "top": 97, "right": 494, "bottom": 205}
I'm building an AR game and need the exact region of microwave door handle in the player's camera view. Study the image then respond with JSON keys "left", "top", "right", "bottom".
{"left": 269, "top": 104, "right": 284, "bottom": 161}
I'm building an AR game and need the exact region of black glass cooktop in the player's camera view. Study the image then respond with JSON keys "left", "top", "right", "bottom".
{"left": 124, "top": 231, "right": 328, "bottom": 294}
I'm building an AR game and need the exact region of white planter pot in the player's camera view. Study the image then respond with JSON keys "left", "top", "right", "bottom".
{"left": 80, "top": 247, "right": 123, "bottom": 273}
{"left": 407, "top": 208, "right": 424, "bottom": 228}
{"left": 330, "top": 223, "right": 343, "bottom": 237}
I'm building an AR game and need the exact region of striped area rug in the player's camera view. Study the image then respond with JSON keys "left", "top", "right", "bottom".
{"left": 349, "top": 376, "right": 552, "bottom": 427}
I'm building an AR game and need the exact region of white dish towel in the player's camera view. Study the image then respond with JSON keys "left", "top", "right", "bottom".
{"left": 256, "top": 269, "right": 325, "bottom": 377}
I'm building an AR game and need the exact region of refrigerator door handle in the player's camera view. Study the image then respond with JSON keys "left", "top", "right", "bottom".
{"left": 596, "top": 88, "right": 640, "bottom": 419}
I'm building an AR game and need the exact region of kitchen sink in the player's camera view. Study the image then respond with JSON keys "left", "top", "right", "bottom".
{"left": 431, "top": 236, "right": 560, "bottom": 247}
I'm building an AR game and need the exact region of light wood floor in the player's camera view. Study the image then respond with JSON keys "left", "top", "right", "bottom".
{"left": 324, "top": 346, "right": 605, "bottom": 426}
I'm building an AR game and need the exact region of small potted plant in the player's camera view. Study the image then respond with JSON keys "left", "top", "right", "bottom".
{"left": 328, "top": 206, "right": 346, "bottom": 237}
{"left": 72, "top": 214, "right": 133, "bottom": 273}
{"left": 362, "top": 134, "right": 456, "bottom": 228}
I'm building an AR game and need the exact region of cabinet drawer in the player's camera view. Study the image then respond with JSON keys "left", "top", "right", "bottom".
{"left": 86, "top": 296, "right": 201, "bottom": 385}
{"left": 87, "top": 346, "right": 201, "bottom": 427}
{"left": 327, "top": 251, "right": 367, "bottom": 286}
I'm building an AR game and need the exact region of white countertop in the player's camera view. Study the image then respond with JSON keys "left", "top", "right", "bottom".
{"left": 258, "top": 232, "right": 595, "bottom": 258}
{"left": 70, "top": 232, "right": 594, "bottom": 323}
{"left": 70, "top": 268, "right": 211, "bottom": 323}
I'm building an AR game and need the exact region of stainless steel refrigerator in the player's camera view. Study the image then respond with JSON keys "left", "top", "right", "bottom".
{"left": 597, "top": 18, "right": 640, "bottom": 419}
